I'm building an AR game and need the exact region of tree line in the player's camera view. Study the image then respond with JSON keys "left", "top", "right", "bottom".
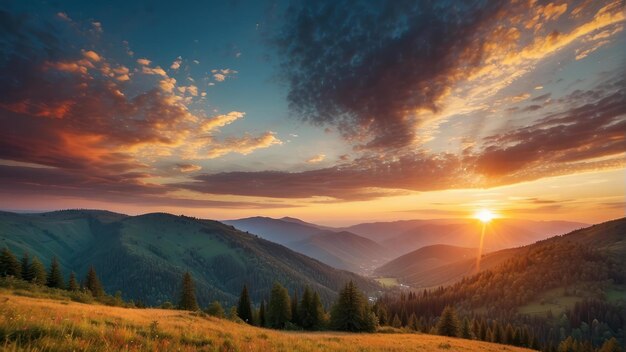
{"left": 373, "top": 240, "right": 625, "bottom": 352}
{"left": 175, "top": 271, "right": 377, "bottom": 332}
{"left": 0, "top": 247, "right": 137, "bottom": 306}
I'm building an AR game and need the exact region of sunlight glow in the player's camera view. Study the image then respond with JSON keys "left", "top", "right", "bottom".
{"left": 475, "top": 209, "right": 494, "bottom": 223}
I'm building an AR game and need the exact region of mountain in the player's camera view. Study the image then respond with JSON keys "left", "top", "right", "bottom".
{"left": 0, "top": 210, "right": 379, "bottom": 306}
{"left": 222, "top": 216, "right": 323, "bottom": 245}
{"left": 278, "top": 216, "right": 336, "bottom": 231}
{"left": 382, "top": 218, "right": 624, "bottom": 289}
{"left": 224, "top": 216, "right": 389, "bottom": 274}
{"left": 350, "top": 218, "right": 586, "bottom": 257}
{"left": 374, "top": 244, "right": 476, "bottom": 278}
{"left": 289, "top": 231, "right": 389, "bottom": 274}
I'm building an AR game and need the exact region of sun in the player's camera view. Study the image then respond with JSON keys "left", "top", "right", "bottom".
{"left": 475, "top": 209, "right": 494, "bottom": 223}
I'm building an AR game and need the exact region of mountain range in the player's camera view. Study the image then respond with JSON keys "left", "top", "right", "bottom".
{"left": 0, "top": 210, "right": 378, "bottom": 306}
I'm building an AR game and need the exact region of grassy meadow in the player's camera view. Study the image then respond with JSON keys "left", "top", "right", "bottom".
{"left": 0, "top": 291, "right": 535, "bottom": 352}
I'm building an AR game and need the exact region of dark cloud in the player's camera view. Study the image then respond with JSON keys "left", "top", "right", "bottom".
{"left": 178, "top": 80, "right": 626, "bottom": 201}
{"left": 531, "top": 93, "right": 551, "bottom": 102}
{"left": 176, "top": 153, "right": 464, "bottom": 200}
{"left": 0, "top": 165, "right": 294, "bottom": 209}
{"left": 475, "top": 85, "right": 626, "bottom": 178}
{"left": 275, "top": 1, "right": 511, "bottom": 150}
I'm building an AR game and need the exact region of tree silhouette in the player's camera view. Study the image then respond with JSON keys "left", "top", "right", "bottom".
{"left": 20, "top": 252, "right": 31, "bottom": 281}
{"left": 84, "top": 266, "right": 104, "bottom": 297}
{"left": 267, "top": 282, "right": 291, "bottom": 329}
{"left": 46, "top": 257, "right": 64, "bottom": 288}
{"left": 29, "top": 256, "right": 47, "bottom": 285}
{"left": 0, "top": 247, "right": 21, "bottom": 278}
{"left": 258, "top": 300, "right": 266, "bottom": 327}
{"left": 236, "top": 284, "right": 253, "bottom": 324}
{"left": 67, "top": 272, "right": 79, "bottom": 291}
{"left": 436, "top": 306, "right": 460, "bottom": 337}
{"left": 178, "top": 271, "right": 198, "bottom": 311}
{"left": 330, "top": 281, "right": 376, "bottom": 332}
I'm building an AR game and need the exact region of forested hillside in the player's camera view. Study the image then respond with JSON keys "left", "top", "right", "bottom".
{"left": 374, "top": 218, "right": 626, "bottom": 351}
{"left": 0, "top": 210, "right": 379, "bottom": 306}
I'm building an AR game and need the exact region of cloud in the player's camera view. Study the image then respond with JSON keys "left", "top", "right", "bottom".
{"left": 201, "top": 111, "right": 245, "bottom": 132}
{"left": 175, "top": 163, "right": 202, "bottom": 173}
{"left": 0, "top": 7, "right": 283, "bottom": 205}
{"left": 170, "top": 56, "right": 182, "bottom": 70}
{"left": 306, "top": 154, "right": 326, "bottom": 163}
{"left": 211, "top": 68, "right": 237, "bottom": 82}
{"left": 136, "top": 58, "right": 151, "bottom": 66}
{"left": 176, "top": 77, "right": 626, "bottom": 201}
{"left": 205, "top": 132, "right": 282, "bottom": 159}
{"left": 275, "top": 0, "right": 625, "bottom": 151}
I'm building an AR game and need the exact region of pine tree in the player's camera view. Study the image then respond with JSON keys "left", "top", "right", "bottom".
{"left": 598, "top": 338, "right": 621, "bottom": 352}
{"left": 408, "top": 313, "right": 419, "bottom": 331}
{"left": 20, "top": 252, "right": 31, "bottom": 281}
{"left": 329, "top": 281, "right": 376, "bottom": 332}
{"left": 0, "top": 247, "right": 21, "bottom": 278}
{"left": 29, "top": 257, "right": 47, "bottom": 285}
{"left": 299, "top": 287, "right": 325, "bottom": 330}
{"left": 178, "top": 271, "right": 198, "bottom": 311}
{"left": 84, "top": 266, "right": 104, "bottom": 297}
{"left": 205, "top": 301, "right": 225, "bottom": 318}
{"left": 67, "top": 272, "right": 79, "bottom": 291}
{"left": 291, "top": 289, "right": 300, "bottom": 326}
{"left": 258, "top": 300, "right": 266, "bottom": 327}
{"left": 236, "top": 284, "right": 253, "bottom": 324}
{"left": 436, "top": 306, "right": 460, "bottom": 337}
{"left": 461, "top": 317, "right": 473, "bottom": 339}
{"left": 46, "top": 257, "right": 64, "bottom": 288}
{"left": 392, "top": 313, "right": 402, "bottom": 328}
{"left": 267, "top": 282, "right": 291, "bottom": 329}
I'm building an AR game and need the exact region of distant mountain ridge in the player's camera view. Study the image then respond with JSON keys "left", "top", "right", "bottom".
{"left": 0, "top": 210, "right": 379, "bottom": 306}
{"left": 224, "top": 216, "right": 389, "bottom": 273}
{"left": 379, "top": 218, "right": 625, "bottom": 289}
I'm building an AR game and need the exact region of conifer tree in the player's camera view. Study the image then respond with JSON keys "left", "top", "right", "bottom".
{"left": 46, "top": 256, "right": 64, "bottom": 288}
{"left": 598, "top": 338, "right": 621, "bottom": 352}
{"left": 291, "top": 289, "right": 300, "bottom": 326}
{"left": 391, "top": 313, "right": 402, "bottom": 328}
{"left": 178, "top": 271, "right": 198, "bottom": 311}
{"left": 29, "top": 256, "right": 47, "bottom": 285}
{"left": 330, "top": 281, "right": 376, "bottom": 332}
{"left": 267, "top": 282, "right": 291, "bottom": 329}
{"left": 408, "top": 313, "right": 419, "bottom": 331}
{"left": 205, "top": 300, "right": 225, "bottom": 318}
{"left": 299, "top": 287, "right": 324, "bottom": 330}
{"left": 20, "top": 252, "right": 31, "bottom": 281}
{"left": 67, "top": 272, "right": 79, "bottom": 291}
{"left": 258, "top": 300, "right": 266, "bottom": 327}
{"left": 436, "top": 306, "right": 460, "bottom": 337}
{"left": 84, "top": 265, "right": 104, "bottom": 297}
{"left": 237, "top": 284, "right": 253, "bottom": 324}
{"left": 0, "top": 247, "right": 21, "bottom": 278}
{"left": 461, "top": 317, "right": 473, "bottom": 339}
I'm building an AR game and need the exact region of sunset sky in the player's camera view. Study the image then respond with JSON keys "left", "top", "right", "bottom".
{"left": 0, "top": 0, "right": 624, "bottom": 226}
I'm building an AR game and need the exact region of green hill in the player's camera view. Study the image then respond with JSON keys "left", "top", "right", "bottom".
{"left": 0, "top": 210, "right": 379, "bottom": 306}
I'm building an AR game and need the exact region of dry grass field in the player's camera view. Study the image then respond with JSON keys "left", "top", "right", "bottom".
{"left": 0, "top": 292, "right": 536, "bottom": 352}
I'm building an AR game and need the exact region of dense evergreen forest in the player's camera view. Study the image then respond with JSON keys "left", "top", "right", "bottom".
{"left": 373, "top": 236, "right": 626, "bottom": 351}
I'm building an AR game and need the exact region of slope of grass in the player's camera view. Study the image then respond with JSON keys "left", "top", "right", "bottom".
{"left": 0, "top": 292, "right": 534, "bottom": 352}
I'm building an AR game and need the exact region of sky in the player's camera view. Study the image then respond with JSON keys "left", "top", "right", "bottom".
{"left": 0, "top": 0, "right": 624, "bottom": 226}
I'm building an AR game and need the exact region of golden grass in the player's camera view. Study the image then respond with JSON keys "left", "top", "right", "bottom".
{"left": 0, "top": 293, "right": 535, "bottom": 352}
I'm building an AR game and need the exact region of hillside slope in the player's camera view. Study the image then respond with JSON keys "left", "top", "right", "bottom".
{"left": 0, "top": 210, "right": 379, "bottom": 306}
{"left": 384, "top": 218, "right": 626, "bottom": 290}
{"left": 224, "top": 216, "right": 390, "bottom": 274}
{"left": 375, "top": 244, "right": 476, "bottom": 278}
{"left": 0, "top": 292, "right": 534, "bottom": 352}
{"left": 290, "top": 231, "right": 390, "bottom": 274}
